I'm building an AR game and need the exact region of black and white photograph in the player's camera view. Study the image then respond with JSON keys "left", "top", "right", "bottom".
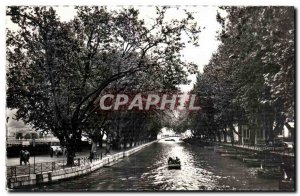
{"left": 4, "top": 2, "right": 295, "bottom": 192}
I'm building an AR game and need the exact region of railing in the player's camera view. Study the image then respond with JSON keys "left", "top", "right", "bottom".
{"left": 7, "top": 138, "right": 60, "bottom": 146}
{"left": 7, "top": 153, "right": 104, "bottom": 179}
{"left": 221, "top": 143, "right": 294, "bottom": 156}
{"left": 7, "top": 140, "right": 156, "bottom": 180}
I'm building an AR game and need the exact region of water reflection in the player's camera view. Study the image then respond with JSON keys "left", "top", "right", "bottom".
{"left": 144, "top": 142, "right": 216, "bottom": 190}
{"left": 31, "top": 142, "right": 279, "bottom": 191}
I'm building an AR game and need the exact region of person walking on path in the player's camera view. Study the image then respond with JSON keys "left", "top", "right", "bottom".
{"left": 89, "top": 151, "right": 95, "bottom": 163}
{"left": 62, "top": 147, "right": 67, "bottom": 157}
{"left": 50, "top": 147, "right": 54, "bottom": 158}
{"left": 23, "top": 149, "right": 30, "bottom": 165}
{"left": 19, "top": 149, "right": 25, "bottom": 165}
{"left": 105, "top": 143, "right": 110, "bottom": 155}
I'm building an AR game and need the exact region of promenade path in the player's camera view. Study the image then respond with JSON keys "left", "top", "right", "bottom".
{"left": 6, "top": 148, "right": 107, "bottom": 166}
{"left": 6, "top": 145, "right": 145, "bottom": 178}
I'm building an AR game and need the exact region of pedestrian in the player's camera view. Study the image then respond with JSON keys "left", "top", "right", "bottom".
{"left": 55, "top": 147, "right": 62, "bottom": 158}
{"left": 50, "top": 147, "right": 54, "bottom": 158}
{"left": 24, "top": 149, "right": 30, "bottom": 165}
{"left": 89, "top": 151, "right": 95, "bottom": 163}
{"left": 19, "top": 149, "right": 25, "bottom": 165}
{"left": 62, "top": 147, "right": 67, "bottom": 157}
{"left": 269, "top": 140, "right": 272, "bottom": 146}
{"left": 175, "top": 157, "right": 180, "bottom": 164}
{"left": 63, "top": 149, "right": 68, "bottom": 158}
{"left": 168, "top": 157, "right": 173, "bottom": 164}
{"left": 105, "top": 144, "right": 110, "bottom": 155}
{"left": 54, "top": 147, "right": 58, "bottom": 157}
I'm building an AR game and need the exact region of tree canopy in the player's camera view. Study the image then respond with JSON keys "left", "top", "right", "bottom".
{"left": 186, "top": 6, "right": 294, "bottom": 144}
{"left": 6, "top": 6, "right": 201, "bottom": 164}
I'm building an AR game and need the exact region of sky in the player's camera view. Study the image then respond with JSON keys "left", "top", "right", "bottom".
{"left": 6, "top": 6, "right": 223, "bottom": 129}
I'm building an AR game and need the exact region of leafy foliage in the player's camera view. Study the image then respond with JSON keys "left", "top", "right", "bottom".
{"left": 187, "top": 7, "right": 294, "bottom": 143}
{"left": 6, "top": 6, "right": 201, "bottom": 164}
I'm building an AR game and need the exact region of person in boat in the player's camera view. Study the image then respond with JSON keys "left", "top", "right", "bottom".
{"left": 175, "top": 157, "right": 180, "bottom": 164}
{"left": 168, "top": 157, "right": 181, "bottom": 164}
{"left": 168, "top": 157, "right": 174, "bottom": 164}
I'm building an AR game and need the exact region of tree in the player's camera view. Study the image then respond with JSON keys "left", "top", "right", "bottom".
{"left": 186, "top": 7, "right": 294, "bottom": 145}
{"left": 6, "top": 6, "right": 201, "bottom": 164}
{"left": 218, "top": 7, "right": 295, "bottom": 142}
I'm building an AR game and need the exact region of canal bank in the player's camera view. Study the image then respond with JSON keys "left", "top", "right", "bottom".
{"left": 218, "top": 143, "right": 294, "bottom": 169}
{"left": 7, "top": 140, "right": 157, "bottom": 189}
{"left": 24, "top": 141, "right": 281, "bottom": 191}
{"left": 216, "top": 143, "right": 295, "bottom": 191}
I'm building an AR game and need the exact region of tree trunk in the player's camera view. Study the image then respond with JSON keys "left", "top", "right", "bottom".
{"left": 223, "top": 129, "right": 227, "bottom": 143}
{"left": 91, "top": 139, "right": 97, "bottom": 153}
{"left": 263, "top": 112, "right": 275, "bottom": 141}
{"left": 238, "top": 133, "right": 242, "bottom": 145}
{"left": 129, "top": 140, "right": 133, "bottom": 147}
{"left": 123, "top": 140, "right": 127, "bottom": 149}
{"left": 65, "top": 130, "right": 80, "bottom": 166}
{"left": 98, "top": 137, "right": 103, "bottom": 149}
{"left": 217, "top": 131, "right": 221, "bottom": 143}
{"left": 230, "top": 130, "right": 234, "bottom": 146}
{"left": 273, "top": 114, "right": 285, "bottom": 138}
{"left": 250, "top": 127, "right": 256, "bottom": 146}
{"left": 66, "top": 146, "right": 75, "bottom": 165}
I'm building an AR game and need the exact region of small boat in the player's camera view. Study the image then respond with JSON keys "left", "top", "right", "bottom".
{"left": 236, "top": 155, "right": 248, "bottom": 161}
{"left": 204, "top": 146, "right": 215, "bottom": 150}
{"left": 242, "top": 158, "right": 262, "bottom": 167}
{"left": 279, "top": 179, "right": 295, "bottom": 191}
{"left": 262, "top": 162, "right": 281, "bottom": 168}
{"left": 168, "top": 163, "right": 181, "bottom": 170}
{"left": 215, "top": 149, "right": 236, "bottom": 154}
{"left": 168, "top": 157, "right": 181, "bottom": 170}
{"left": 215, "top": 149, "right": 228, "bottom": 154}
{"left": 279, "top": 170, "right": 294, "bottom": 191}
{"left": 220, "top": 153, "right": 237, "bottom": 158}
{"left": 257, "top": 168, "right": 282, "bottom": 179}
{"left": 165, "top": 139, "right": 175, "bottom": 142}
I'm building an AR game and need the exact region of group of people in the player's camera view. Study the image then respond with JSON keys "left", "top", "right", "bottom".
{"left": 19, "top": 149, "right": 30, "bottom": 165}
{"left": 168, "top": 156, "right": 181, "bottom": 165}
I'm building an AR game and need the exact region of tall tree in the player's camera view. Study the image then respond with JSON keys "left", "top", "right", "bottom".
{"left": 187, "top": 6, "right": 294, "bottom": 144}
{"left": 6, "top": 6, "right": 201, "bottom": 164}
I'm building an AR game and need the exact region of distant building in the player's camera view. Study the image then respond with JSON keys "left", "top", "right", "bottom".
{"left": 234, "top": 122, "right": 294, "bottom": 145}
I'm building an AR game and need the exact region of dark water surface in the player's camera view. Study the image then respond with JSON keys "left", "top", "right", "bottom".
{"left": 31, "top": 141, "right": 279, "bottom": 191}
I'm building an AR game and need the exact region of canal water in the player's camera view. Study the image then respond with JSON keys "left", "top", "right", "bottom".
{"left": 31, "top": 141, "right": 279, "bottom": 191}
